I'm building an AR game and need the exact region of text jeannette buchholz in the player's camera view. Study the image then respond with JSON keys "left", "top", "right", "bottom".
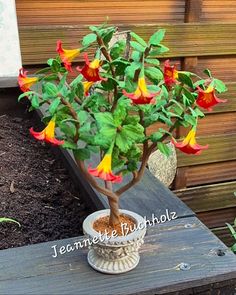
{"left": 51, "top": 209, "right": 177, "bottom": 258}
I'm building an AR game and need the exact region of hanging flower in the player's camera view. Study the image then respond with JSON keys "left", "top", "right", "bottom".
{"left": 172, "top": 128, "right": 208, "bottom": 155}
{"left": 56, "top": 40, "right": 80, "bottom": 72}
{"left": 123, "top": 77, "right": 160, "bottom": 105}
{"left": 164, "top": 60, "right": 178, "bottom": 87}
{"left": 83, "top": 81, "right": 94, "bottom": 96}
{"left": 18, "top": 68, "right": 38, "bottom": 92}
{"left": 88, "top": 153, "right": 122, "bottom": 183}
{"left": 77, "top": 53, "right": 105, "bottom": 82}
{"left": 30, "top": 118, "right": 64, "bottom": 146}
{"left": 196, "top": 85, "right": 227, "bottom": 111}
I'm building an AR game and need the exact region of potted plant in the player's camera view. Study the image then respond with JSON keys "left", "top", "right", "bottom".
{"left": 18, "top": 23, "right": 227, "bottom": 274}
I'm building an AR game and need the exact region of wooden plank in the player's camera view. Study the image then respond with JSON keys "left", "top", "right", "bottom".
{"left": 198, "top": 207, "right": 236, "bottom": 229}
{"left": 0, "top": 216, "right": 236, "bottom": 295}
{"left": 178, "top": 112, "right": 236, "bottom": 137}
{"left": 201, "top": 0, "right": 236, "bottom": 22}
{"left": 176, "top": 133, "right": 236, "bottom": 167}
{"left": 212, "top": 226, "right": 235, "bottom": 247}
{"left": 18, "top": 23, "right": 236, "bottom": 65}
{"left": 178, "top": 160, "right": 236, "bottom": 187}
{"left": 16, "top": 0, "right": 185, "bottom": 26}
{"left": 174, "top": 181, "right": 236, "bottom": 213}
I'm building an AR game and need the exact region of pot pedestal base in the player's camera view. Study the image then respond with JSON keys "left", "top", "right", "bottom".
{"left": 88, "top": 249, "right": 140, "bottom": 274}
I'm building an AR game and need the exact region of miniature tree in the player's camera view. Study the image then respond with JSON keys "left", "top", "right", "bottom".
{"left": 18, "top": 24, "right": 227, "bottom": 227}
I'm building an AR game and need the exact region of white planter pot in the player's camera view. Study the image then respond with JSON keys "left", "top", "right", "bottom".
{"left": 83, "top": 209, "right": 146, "bottom": 274}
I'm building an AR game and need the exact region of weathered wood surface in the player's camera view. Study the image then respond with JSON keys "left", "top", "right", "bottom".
{"left": 1, "top": 216, "right": 236, "bottom": 295}
{"left": 18, "top": 23, "right": 236, "bottom": 64}
{"left": 174, "top": 181, "right": 236, "bottom": 213}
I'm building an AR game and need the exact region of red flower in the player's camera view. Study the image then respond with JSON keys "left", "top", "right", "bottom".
{"left": 30, "top": 118, "right": 64, "bottom": 146}
{"left": 123, "top": 77, "right": 160, "bottom": 104}
{"left": 196, "top": 86, "right": 227, "bottom": 111}
{"left": 172, "top": 129, "right": 208, "bottom": 155}
{"left": 77, "top": 53, "right": 105, "bottom": 82}
{"left": 18, "top": 68, "right": 38, "bottom": 92}
{"left": 164, "top": 60, "right": 178, "bottom": 87}
{"left": 83, "top": 81, "right": 94, "bottom": 96}
{"left": 88, "top": 154, "right": 122, "bottom": 183}
{"left": 56, "top": 40, "right": 80, "bottom": 72}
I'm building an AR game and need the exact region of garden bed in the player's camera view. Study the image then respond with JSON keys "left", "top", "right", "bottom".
{"left": 0, "top": 107, "right": 91, "bottom": 250}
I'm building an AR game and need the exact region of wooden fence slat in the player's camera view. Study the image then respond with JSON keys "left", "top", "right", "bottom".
{"left": 18, "top": 23, "right": 236, "bottom": 65}
{"left": 177, "top": 161, "right": 236, "bottom": 187}
{"left": 176, "top": 133, "right": 236, "bottom": 167}
{"left": 174, "top": 181, "right": 236, "bottom": 212}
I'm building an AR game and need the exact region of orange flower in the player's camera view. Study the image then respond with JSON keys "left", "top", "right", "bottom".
{"left": 30, "top": 118, "right": 64, "bottom": 146}
{"left": 196, "top": 86, "right": 227, "bottom": 111}
{"left": 77, "top": 53, "right": 105, "bottom": 82}
{"left": 123, "top": 77, "right": 160, "bottom": 104}
{"left": 18, "top": 68, "right": 38, "bottom": 92}
{"left": 88, "top": 154, "right": 122, "bottom": 183}
{"left": 164, "top": 60, "right": 178, "bottom": 87}
{"left": 172, "top": 129, "right": 208, "bottom": 155}
{"left": 83, "top": 81, "right": 94, "bottom": 96}
{"left": 56, "top": 40, "right": 80, "bottom": 72}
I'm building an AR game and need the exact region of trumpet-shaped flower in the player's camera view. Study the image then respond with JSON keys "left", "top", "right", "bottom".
{"left": 83, "top": 81, "right": 94, "bottom": 96}
{"left": 123, "top": 77, "right": 160, "bottom": 104}
{"left": 30, "top": 118, "right": 64, "bottom": 146}
{"left": 88, "top": 154, "right": 122, "bottom": 183}
{"left": 196, "top": 86, "right": 227, "bottom": 111}
{"left": 18, "top": 68, "right": 38, "bottom": 92}
{"left": 164, "top": 60, "right": 178, "bottom": 87}
{"left": 56, "top": 40, "right": 80, "bottom": 72}
{"left": 77, "top": 53, "right": 105, "bottom": 82}
{"left": 172, "top": 129, "right": 208, "bottom": 155}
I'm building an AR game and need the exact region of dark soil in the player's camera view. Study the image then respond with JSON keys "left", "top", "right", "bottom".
{"left": 0, "top": 109, "right": 91, "bottom": 250}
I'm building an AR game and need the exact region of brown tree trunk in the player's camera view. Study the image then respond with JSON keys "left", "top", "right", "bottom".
{"left": 108, "top": 194, "right": 120, "bottom": 227}
{"left": 105, "top": 181, "right": 120, "bottom": 227}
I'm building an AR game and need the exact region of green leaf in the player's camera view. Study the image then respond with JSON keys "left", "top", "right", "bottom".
{"left": 157, "top": 142, "right": 172, "bottom": 157}
{"left": 149, "top": 45, "right": 169, "bottom": 56}
{"left": 203, "top": 68, "right": 212, "bottom": 78}
{"left": 184, "top": 114, "right": 196, "bottom": 126}
{"left": 110, "top": 40, "right": 126, "bottom": 59}
{"left": 182, "top": 88, "right": 196, "bottom": 106}
{"left": 145, "top": 58, "right": 160, "bottom": 66}
{"left": 73, "top": 148, "right": 91, "bottom": 160}
{"left": 231, "top": 243, "right": 236, "bottom": 253}
{"left": 95, "top": 113, "right": 117, "bottom": 143}
{"left": 130, "top": 41, "right": 146, "bottom": 53}
{"left": 145, "top": 67, "right": 163, "bottom": 83}
{"left": 58, "top": 73, "right": 68, "bottom": 91}
{"left": 131, "top": 51, "right": 141, "bottom": 62}
{"left": 82, "top": 33, "right": 97, "bottom": 47}
{"left": 213, "top": 79, "right": 227, "bottom": 93}
{"left": 49, "top": 97, "right": 61, "bottom": 115}
{"left": 77, "top": 110, "right": 89, "bottom": 125}
{"left": 44, "top": 82, "right": 58, "bottom": 97}
{"left": 149, "top": 29, "right": 165, "bottom": 46}
{"left": 115, "top": 123, "right": 144, "bottom": 153}
{"left": 18, "top": 91, "right": 34, "bottom": 102}
{"left": 178, "top": 72, "right": 194, "bottom": 89}
{"left": 31, "top": 94, "right": 40, "bottom": 109}
{"left": 125, "top": 62, "right": 141, "bottom": 79}
{"left": 130, "top": 32, "right": 147, "bottom": 47}
{"left": 150, "top": 131, "right": 163, "bottom": 142}
{"left": 0, "top": 217, "right": 20, "bottom": 227}
{"left": 70, "top": 74, "right": 83, "bottom": 88}
{"left": 47, "top": 58, "right": 61, "bottom": 72}
{"left": 62, "top": 141, "right": 78, "bottom": 150}
{"left": 35, "top": 67, "right": 51, "bottom": 75}
{"left": 226, "top": 223, "right": 236, "bottom": 238}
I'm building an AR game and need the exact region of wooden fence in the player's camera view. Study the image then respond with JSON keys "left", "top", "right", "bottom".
{"left": 15, "top": 0, "right": 236, "bottom": 245}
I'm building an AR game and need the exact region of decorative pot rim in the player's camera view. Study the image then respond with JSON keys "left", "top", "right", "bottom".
{"left": 83, "top": 209, "right": 146, "bottom": 245}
